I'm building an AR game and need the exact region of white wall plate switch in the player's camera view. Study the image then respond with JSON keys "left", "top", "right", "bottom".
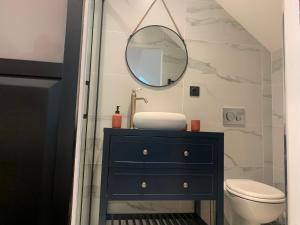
{"left": 223, "top": 108, "right": 246, "bottom": 127}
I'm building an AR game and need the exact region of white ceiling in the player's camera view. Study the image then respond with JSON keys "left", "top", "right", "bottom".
{"left": 215, "top": 0, "right": 283, "bottom": 52}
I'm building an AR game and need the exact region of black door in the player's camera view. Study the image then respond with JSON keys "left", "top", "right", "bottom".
{"left": 0, "top": 77, "right": 61, "bottom": 225}
{"left": 0, "top": 0, "right": 83, "bottom": 224}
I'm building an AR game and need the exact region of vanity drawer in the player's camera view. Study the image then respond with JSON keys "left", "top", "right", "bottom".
{"left": 109, "top": 136, "right": 216, "bottom": 167}
{"left": 108, "top": 169, "right": 215, "bottom": 199}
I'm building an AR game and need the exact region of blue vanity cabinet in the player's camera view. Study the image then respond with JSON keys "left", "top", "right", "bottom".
{"left": 99, "top": 128, "right": 224, "bottom": 225}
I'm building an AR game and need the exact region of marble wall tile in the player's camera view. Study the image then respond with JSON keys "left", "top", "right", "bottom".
{"left": 273, "top": 166, "right": 286, "bottom": 192}
{"left": 272, "top": 49, "right": 284, "bottom": 126}
{"left": 224, "top": 127, "right": 263, "bottom": 167}
{"left": 185, "top": 0, "right": 260, "bottom": 47}
{"left": 263, "top": 83, "right": 272, "bottom": 99}
{"left": 271, "top": 48, "right": 285, "bottom": 192}
{"left": 271, "top": 49, "right": 284, "bottom": 126}
{"left": 272, "top": 83, "right": 284, "bottom": 127}
{"left": 263, "top": 126, "right": 273, "bottom": 162}
{"left": 272, "top": 126, "right": 285, "bottom": 169}
{"left": 183, "top": 76, "right": 262, "bottom": 127}
{"left": 107, "top": 201, "right": 194, "bottom": 214}
{"left": 139, "top": 0, "right": 187, "bottom": 38}
{"left": 271, "top": 49, "right": 284, "bottom": 75}
{"left": 96, "top": 118, "right": 124, "bottom": 139}
{"left": 98, "top": 74, "right": 135, "bottom": 117}
{"left": 224, "top": 166, "right": 264, "bottom": 182}
{"left": 183, "top": 78, "right": 224, "bottom": 130}
{"left": 186, "top": 40, "right": 262, "bottom": 85}
{"left": 101, "top": 31, "right": 130, "bottom": 75}
{"left": 263, "top": 97, "right": 272, "bottom": 126}
{"left": 260, "top": 48, "right": 273, "bottom": 186}
{"left": 137, "top": 81, "right": 184, "bottom": 113}
{"left": 261, "top": 48, "right": 272, "bottom": 83}
{"left": 103, "top": 0, "right": 152, "bottom": 34}
{"left": 98, "top": 74, "right": 184, "bottom": 120}
{"left": 103, "top": 0, "right": 187, "bottom": 37}
{"left": 264, "top": 164, "right": 274, "bottom": 185}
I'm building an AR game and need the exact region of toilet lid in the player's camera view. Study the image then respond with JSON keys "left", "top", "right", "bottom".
{"left": 225, "top": 179, "right": 285, "bottom": 202}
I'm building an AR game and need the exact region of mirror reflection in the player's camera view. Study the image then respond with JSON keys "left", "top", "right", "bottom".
{"left": 126, "top": 25, "right": 188, "bottom": 87}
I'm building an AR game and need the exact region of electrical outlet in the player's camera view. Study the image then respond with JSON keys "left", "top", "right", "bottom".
{"left": 190, "top": 86, "right": 200, "bottom": 97}
{"left": 223, "top": 108, "right": 245, "bottom": 127}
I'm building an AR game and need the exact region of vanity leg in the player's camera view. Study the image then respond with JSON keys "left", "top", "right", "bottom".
{"left": 194, "top": 200, "right": 201, "bottom": 217}
{"left": 99, "top": 166, "right": 109, "bottom": 225}
{"left": 216, "top": 198, "right": 223, "bottom": 225}
{"left": 99, "top": 133, "right": 111, "bottom": 225}
{"left": 216, "top": 137, "right": 224, "bottom": 225}
{"left": 99, "top": 197, "right": 108, "bottom": 225}
{"left": 215, "top": 171, "right": 224, "bottom": 225}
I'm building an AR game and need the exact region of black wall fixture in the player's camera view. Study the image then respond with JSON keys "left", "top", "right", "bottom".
{"left": 0, "top": 0, "right": 84, "bottom": 224}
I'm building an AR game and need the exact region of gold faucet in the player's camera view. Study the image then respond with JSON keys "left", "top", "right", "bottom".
{"left": 130, "top": 88, "right": 148, "bottom": 128}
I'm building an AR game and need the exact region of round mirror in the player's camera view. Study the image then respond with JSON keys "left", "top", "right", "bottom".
{"left": 126, "top": 25, "right": 188, "bottom": 87}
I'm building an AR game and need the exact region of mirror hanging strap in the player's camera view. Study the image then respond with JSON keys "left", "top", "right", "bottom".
{"left": 132, "top": 0, "right": 157, "bottom": 35}
{"left": 131, "top": 0, "right": 184, "bottom": 39}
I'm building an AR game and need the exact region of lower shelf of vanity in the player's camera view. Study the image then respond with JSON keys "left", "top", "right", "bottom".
{"left": 106, "top": 213, "right": 208, "bottom": 225}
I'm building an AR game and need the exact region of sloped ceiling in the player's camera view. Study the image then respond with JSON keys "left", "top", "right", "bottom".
{"left": 215, "top": 0, "right": 283, "bottom": 52}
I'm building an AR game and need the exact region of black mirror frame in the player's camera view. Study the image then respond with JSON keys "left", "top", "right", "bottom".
{"left": 125, "top": 25, "right": 189, "bottom": 88}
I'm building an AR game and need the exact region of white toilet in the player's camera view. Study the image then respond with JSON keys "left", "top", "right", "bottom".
{"left": 224, "top": 179, "right": 285, "bottom": 225}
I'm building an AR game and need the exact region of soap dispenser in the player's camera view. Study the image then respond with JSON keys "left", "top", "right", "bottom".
{"left": 112, "top": 106, "right": 122, "bottom": 128}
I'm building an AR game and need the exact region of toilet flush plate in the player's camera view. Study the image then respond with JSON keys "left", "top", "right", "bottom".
{"left": 223, "top": 108, "right": 245, "bottom": 127}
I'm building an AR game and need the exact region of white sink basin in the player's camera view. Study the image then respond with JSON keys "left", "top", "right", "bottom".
{"left": 133, "top": 112, "right": 187, "bottom": 130}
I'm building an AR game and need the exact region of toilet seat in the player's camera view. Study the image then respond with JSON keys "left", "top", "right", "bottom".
{"left": 225, "top": 179, "right": 285, "bottom": 203}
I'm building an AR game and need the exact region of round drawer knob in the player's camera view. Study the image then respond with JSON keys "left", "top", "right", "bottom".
{"left": 183, "top": 182, "right": 189, "bottom": 189}
{"left": 143, "top": 149, "right": 149, "bottom": 156}
{"left": 183, "top": 150, "right": 190, "bottom": 157}
{"left": 141, "top": 181, "right": 147, "bottom": 189}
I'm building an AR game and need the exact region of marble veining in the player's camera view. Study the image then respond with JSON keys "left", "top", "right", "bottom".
{"left": 108, "top": 201, "right": 194, "bottom": 214}
{"left": 186, "top": 2, "right": 222, "bottom": 13}
{"left": 186, "top": 17, "right": 244, "bottom": 31}
{"left": 272, "top": 57, "right": 283, "bottom": 73}
{"left": 264, "top": 160, "right": 273, "bottom": 166}
{"left": 131, "top": 38, "right": 183, "bottom": 50}
{"left": 186, "top": 39, "right": 260, "bottom": 52}
{"left": 273, "top": 112, "right": 283, "bottom": 120}
{"left": 264, "top": 77, "right": 272, "bottom": 83}
{"left": 224, "top": 43, "right": 260, "bottom": 52}
{"left": 188, "top": 58, "right": 260, "bottom": 85}
{"left": 224, "top": 152, "right": 239, "bottom": 168}
{"left": 264, "top": 93, "right": 272, "bottom": 99}
{"left": 224, "top": 128, "right": 262, "bottom": 137}
{"left": 225, "top": 153, "right": 262, "bottom": 172}
{"left": 270, "top": 46, "right": 285, "bottom": 201}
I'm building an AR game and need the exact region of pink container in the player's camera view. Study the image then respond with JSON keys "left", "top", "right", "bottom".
{"left": 191, "top": 120, "right": 200, "bottom": 132}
